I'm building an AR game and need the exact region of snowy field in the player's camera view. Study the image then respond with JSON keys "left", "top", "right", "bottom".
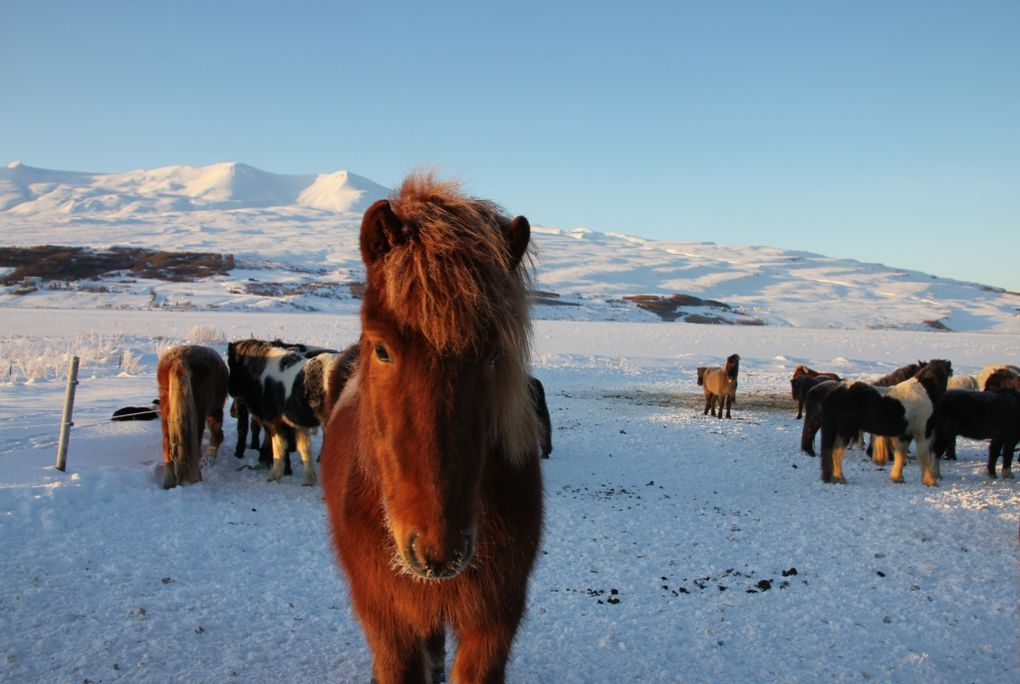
{"left": 1, "top": 308, "right": 1017, "bottom": 683}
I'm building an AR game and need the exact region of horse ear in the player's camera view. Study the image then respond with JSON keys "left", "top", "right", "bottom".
{"left": 360, "top": 199, "right": 404, "bottom": 265}
{"left": 505, "top": 215, "right": 530, "bottom": 268}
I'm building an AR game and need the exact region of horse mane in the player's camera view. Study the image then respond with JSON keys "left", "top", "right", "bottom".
{"left": 379, "top": 171, "right": 534, "bottom": 357}
{"left": 366, "top": 172, "right": 540, "bottom": 463}
{"left": 873, "top": 360, "right": 925, "bottom": 387}
{"left": 725, "top": 354, "right": 740, "bottom": 379}
{"left": 792, "top": 364, "right": 841, "bottom": 382}
{"left": 912, "top": 359, "right": 952, "bottom": 404}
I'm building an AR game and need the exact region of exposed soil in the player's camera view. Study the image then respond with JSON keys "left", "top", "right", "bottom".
{"left": 0, "top": 245, "right": 234, "bottom": 285}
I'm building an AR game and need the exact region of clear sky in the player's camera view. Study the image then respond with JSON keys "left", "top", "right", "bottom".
{"left": 2, "top": 1, "right": 1018, "bottom": 291}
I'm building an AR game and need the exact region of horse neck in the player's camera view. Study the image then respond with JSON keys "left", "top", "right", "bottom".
{"left": 915, "top": 366, "right": 949, "bottom": 404}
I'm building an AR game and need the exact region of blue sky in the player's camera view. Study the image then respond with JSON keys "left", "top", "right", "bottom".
{"left": 3, "top": 1, "right": 1018, "bottom": 291}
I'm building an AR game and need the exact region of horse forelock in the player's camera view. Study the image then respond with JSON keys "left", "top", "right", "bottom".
{"left": 357, "top": 175, "right": 541, "bottom": 465}
{"left": 369, "top": 172, "right": 534, "bottom": 358}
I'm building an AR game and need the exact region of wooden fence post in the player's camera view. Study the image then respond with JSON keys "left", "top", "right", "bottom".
{"left": 55, "top": 356, "right": 80, "bottom": 472}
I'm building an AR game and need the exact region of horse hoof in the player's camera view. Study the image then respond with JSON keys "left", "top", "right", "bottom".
{"left": 834, "top": 477, "right": 846, "bottom": 485}
{"left": 890, "top": 476, "right": 905, "bottom": 484}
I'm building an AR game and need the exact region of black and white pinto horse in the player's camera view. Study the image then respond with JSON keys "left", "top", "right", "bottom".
{"left": 866, "top": 361, "right": 933, "bottom": 464}
{"left": 231, "top": 397, "right": 298, "bottom": 473}
{"left": 802, "top": 361, "right": 929, "bottom": 458}
{"left": 227, "top": 338, "right": 339, "bottom": 485}
{"left": 927, "top": 388, "right": 1020, "bottom": 479}
{"left": 819, "top": 359, "right": 952, "bottom": 486}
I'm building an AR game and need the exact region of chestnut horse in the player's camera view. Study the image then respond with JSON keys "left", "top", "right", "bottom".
{"left": 321, "top": 174, "right": 543, "bottom": 684}
{"left": 157, "top": 344, "right": 228, "bottom": 489}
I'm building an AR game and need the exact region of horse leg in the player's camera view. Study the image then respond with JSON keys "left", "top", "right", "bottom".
{"left": 796, "top": 398, "right": 803, "bottom": 420}
{"left": 250, "top": 417, "right": 261, "bottom": 450}
{"left": 232, "top": 401, "right": 248, "bottom": 459}
{"left": 871, "top": 436, "right": 890, "bottom": 466}
{"left": 889, "top": 438, "right": 908, "bottom": 484}
{"left": 267, "top": 431, "right": 290, "bottom": 482}
{"left": 1001, "top": 440, "right": 1016, "bottom": 479}
{"left": 830, "top": 441, "right": 847, "bottom": 484}
{"left": 295, "top": 428, "right": 317, "bottom": 486}
{"left": 945, "top": 435, "right": 957, "bottom": 460}
{"left": 916, "top": 435, "right": 938, "bottom": 487}
{"left": 424, "top": 627, "right": 446, "bottom": 684}
{"left": 451, "top": 621, "right": 517, "bottom": 684}
{"left": 703, "top": 393, "right": 711, "bottom": 416}
{"left": 258, "top": 428, "right": 274, "bottom": 469}
{"left": 206, "top": 406, "right": 224, "bottom": 459}
{"left": 986, "top": 440, "right": 1001, "bottom": 479}
{"left": 854, "top": 430, "right": 866, "bottom": 451}
{"left": 361, "top": 618, "right": 428, "bottom": 684}
{"left": 724, "top": 394, "right": 732, "bottom": 419}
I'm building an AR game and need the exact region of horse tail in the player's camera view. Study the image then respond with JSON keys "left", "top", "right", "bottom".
{"left": 696, "top": 367, "right": 706, "bottom": 386}
{"left": 924, "top": 409, "right": 938, "bottom": 440}
{"left": 925, "top": 408, "right": 948, "bottom": 458}
{"left": 819, "top": 410, "right": 837, "bottom": 482}
{"left": 166, "top": 360, "right": 201, "bottom": 486}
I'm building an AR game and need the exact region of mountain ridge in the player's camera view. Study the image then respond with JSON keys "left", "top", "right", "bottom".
{"left": 1, "top": 162, "right": 1018, "bottom": 334}
{"left": 0, "top": 160, "right": 389, "bottom": 215}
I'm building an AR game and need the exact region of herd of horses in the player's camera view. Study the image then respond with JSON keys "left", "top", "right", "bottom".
{"left": 694, "top": 352, "right": 1019, "bottom": 485}
{"left": 792, "top": 361, "right": 1020, "bottom": 485}
{"left": 146, "top": 172, "right": 1017, "bottom": 683}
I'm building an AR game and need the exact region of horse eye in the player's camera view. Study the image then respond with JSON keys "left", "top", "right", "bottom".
{"left": 487, "top": 350, "right": 502, "bottom": 365}
{"left": 374, "top": 344, "right": 392, "bottom": 364}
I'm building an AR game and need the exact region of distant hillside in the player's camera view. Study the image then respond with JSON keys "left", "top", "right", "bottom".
{"left": 0, "top": 161, "right": 388, "bottom": 214}
{"left": 2, "top": 161, "right": 1018, "bottom": 334}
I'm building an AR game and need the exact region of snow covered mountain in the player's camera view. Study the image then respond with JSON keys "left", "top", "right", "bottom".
{"left": 0, "top": 160, "right": 388, "bottom": 214}
{"left": 2, "top": 161, "right": 1019, "bottom": 334}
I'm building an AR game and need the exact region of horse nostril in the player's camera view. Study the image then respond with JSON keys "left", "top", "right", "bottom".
{"left": 404, "top": 530, "right": 474, "bottom": 580}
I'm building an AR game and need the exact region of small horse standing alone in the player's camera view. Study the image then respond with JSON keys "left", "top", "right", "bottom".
{"left": 156, "top": 345, "right": 228, "bottom": 489}
{"left": 321, "top": 174, "right": 544, "bottom": 684}
{"left": 697, "top": 353, "right": 740, "bottom": 419}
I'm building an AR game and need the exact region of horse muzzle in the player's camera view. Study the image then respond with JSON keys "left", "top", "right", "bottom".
{"left": 404, "top": 530, "right": 475, "bottom": 581}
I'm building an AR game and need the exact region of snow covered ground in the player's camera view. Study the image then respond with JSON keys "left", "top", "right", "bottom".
{"left": 1, "top": 309, "right": 1017, "bottom": 683}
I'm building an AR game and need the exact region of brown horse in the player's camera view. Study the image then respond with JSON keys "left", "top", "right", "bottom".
{"left": 697, "top": 353, "right": 740, "bottom": 418}
{"left": 790, "top": 365, "right": 841, "bottom": 418}
{"left": 157, "top": 344, "right": 228, "bottom": 489}
{"left": 321, "top": 173, "right": 543, "bottom": 684}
